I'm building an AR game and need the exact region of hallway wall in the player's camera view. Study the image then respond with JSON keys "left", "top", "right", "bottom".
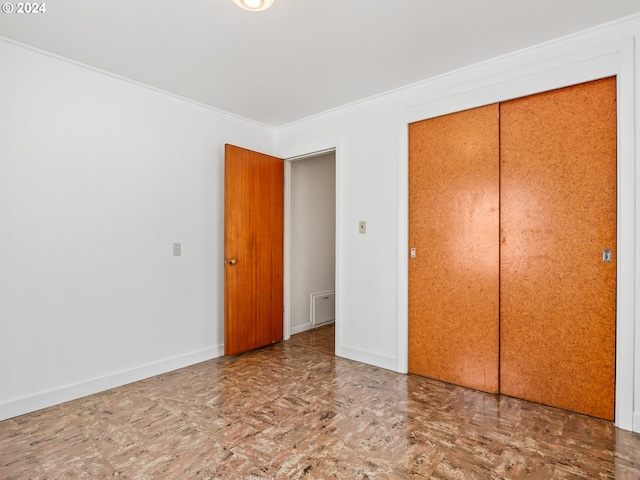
{"left": 289, "top": 153, "right": 336, "bottom": 334}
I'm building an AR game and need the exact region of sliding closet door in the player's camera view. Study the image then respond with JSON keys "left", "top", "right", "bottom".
{"left": 409, "top": 104, "right": 500, "bottom": 393}
{"left": 499, "top": 78, "right": 617, "bottom": 420}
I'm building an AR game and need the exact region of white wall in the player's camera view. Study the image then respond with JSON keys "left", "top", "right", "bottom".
{"left": 275, "top": 16, "right": 640, "bottom": 432}
{"left": 0, "top": 39, "right": 274, "bottom": 420}
{"left": 289, "top": 153, "right": 336, "bottom": 334}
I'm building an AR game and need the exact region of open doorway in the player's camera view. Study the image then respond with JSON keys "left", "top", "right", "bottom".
{"left": 284, "top": 150, "right": 336, "bottom": 350}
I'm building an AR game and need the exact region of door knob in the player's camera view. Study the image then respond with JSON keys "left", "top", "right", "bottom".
{"left": 229, "top": 258, "right": 237, "bottom": 265}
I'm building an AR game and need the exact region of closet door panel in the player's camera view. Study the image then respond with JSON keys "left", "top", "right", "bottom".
{"left": 499, "top": 77, "right": 617, "bottom": 420}
{"left": 409, "top": 104, "right": 500, "bottom": 393}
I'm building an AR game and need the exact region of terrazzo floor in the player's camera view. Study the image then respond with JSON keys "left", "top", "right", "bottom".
{"left": 1, "top": 323, "right": 639, "bottom": 479}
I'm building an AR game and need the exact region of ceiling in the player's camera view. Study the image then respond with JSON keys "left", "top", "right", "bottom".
{"left": 2, "top": 0, "right": 640, "bottom": 126}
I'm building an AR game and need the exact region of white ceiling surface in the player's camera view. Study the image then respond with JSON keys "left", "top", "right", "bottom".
{"left": 2, "top": 1, "right": 640, "bottom": 126}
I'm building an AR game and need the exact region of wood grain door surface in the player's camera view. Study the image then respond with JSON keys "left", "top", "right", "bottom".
{"left": 224, "top": 144, "right": 284, "bottom": 356}
{"left": 408, "top": 78, "right": 617, "bottom": 420}
{"left": 499, "top": 78, "right": 617, "bottom": 420}
{"left": 409, "top": 104, "right": 501, "bottom": 394}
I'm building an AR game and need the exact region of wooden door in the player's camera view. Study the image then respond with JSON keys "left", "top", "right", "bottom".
{"left": 500, "top": 78, "right": 617, "bottom": 419}
{"left": 224, "top": 144, "right": 284, "bottom": 356}
{"left": 408, "top": 104, "right": 500, "bottom": 393}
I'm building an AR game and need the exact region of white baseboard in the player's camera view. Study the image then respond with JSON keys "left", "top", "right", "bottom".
{"left": 337, "top": 345, "right": 397, "bottom": 372}
{"left": 290, "top": 320, "right": 334, "bottom": 336}
{"left": 0, "top": 345, "right": 224, "bottom": 421}
{"left": 290, "top": 321, "right": 313, "bottom": 335}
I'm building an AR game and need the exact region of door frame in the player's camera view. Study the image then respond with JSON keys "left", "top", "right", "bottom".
{"left": 282, "top": 144, "right": 340, "bottom": 354}
{"left": 398, "top": 39, "right": 636, "bottom": 430}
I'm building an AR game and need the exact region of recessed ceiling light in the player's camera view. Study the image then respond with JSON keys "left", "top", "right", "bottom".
{"left": 232, "top": 0, "right": 275, "bottom": 12}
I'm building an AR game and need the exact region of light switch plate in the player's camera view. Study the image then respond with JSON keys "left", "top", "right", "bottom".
{"left": 359, "top": 221, "right": 366, "bottom": 234}
{"left": 173, "top": 243, "right": 181, "bottom": 256}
